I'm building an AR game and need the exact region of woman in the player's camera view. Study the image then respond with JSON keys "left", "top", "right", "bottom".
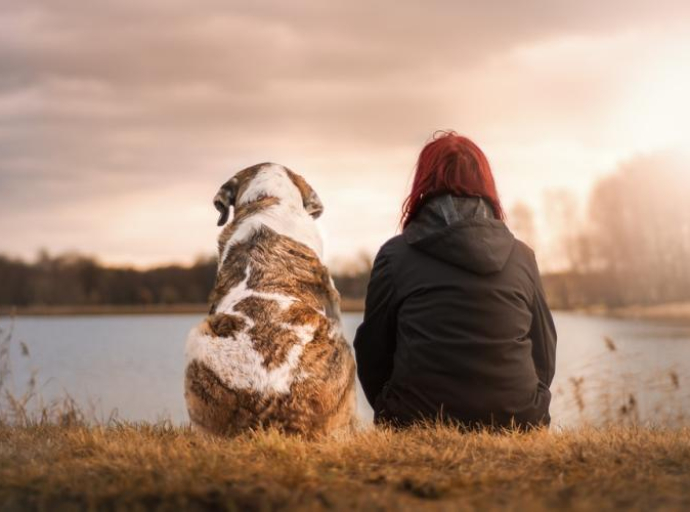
{"left": 353, "top": 131, "right": 557, "bottom": 429}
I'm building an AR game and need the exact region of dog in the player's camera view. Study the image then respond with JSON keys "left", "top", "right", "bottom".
{"left": 184, "top": 163, "right": 357, "bottom": 437}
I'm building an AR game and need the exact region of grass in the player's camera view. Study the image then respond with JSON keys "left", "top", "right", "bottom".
{"left": 1, "top": 423, "right": 690, "bottom": 511}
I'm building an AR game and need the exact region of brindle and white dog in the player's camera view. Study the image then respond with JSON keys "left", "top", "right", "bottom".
{"left": 184, "top": 163, "right": 356, "bottom": 437}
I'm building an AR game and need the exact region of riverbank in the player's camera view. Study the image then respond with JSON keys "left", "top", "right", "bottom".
{"left": 570, "top": 301, "right": 690, "bottom": 325}
{"left": 602, "top": 301, "right": 690, "bottom": 324}
{"left": 1, "top": 424, "right": 689, "bottom": 511}
{"left": 3, "top": 300, "right": 690, "bottom": 325}
{"left": 0, "top": 298, "right": 366, "bottom": 317}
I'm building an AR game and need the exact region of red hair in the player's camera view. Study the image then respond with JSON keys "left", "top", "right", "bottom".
{"left": 401, "top": 131, "right": 504, "bottom": 228}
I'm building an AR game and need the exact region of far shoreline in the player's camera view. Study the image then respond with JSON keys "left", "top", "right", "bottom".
{"left": 0, "top": 298, "right": 367, "bottom": 317}
{"left": 2, "top": 300, "right": 690, "bottom": 324}
{"left": 577, "top": 301, "right": 690, "bottom": 325}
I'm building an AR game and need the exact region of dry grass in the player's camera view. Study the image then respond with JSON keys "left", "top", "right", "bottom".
{"left": 0, "top": 423, "right": 689, "bottom": 511}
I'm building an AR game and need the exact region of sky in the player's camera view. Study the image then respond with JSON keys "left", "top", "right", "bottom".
{"left": 1, "top": 0, "right": 690, "bottom": 270}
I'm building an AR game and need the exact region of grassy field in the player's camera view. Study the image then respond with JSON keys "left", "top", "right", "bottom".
{"left": 1, "top": 423, "right": 690, "bottom": 511}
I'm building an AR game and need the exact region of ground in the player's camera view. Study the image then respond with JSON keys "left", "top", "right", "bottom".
{"left": 1, "top": 424, "right": 689, "bottom": 511}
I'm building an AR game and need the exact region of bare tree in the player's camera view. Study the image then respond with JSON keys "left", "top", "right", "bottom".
{"left": 542, "top": 189, "right": 590, "bottom": 273}
{"left": 588, "top": 152, "right": 690, "bottom": 305}
{"left": 508, "top": 202, "right": 537, "bottom": 251}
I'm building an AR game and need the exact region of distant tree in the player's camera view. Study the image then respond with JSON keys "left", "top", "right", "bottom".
{"left": 508, "top": 202, "right": 537, "bottom": 251}
{"left": 331, "top": 250, "right": 373, "bottom": 299}
{"left": 542, "top": 188, "right": 598, "bottom": 275}
{"left": 0, "top": 251, "right": 218, "bottom": 308}
{"left": 587, "top": 153, "right": 690, "bottom": 305}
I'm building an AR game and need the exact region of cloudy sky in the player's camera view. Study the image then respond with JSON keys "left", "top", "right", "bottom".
{"left": 2, "top": 0, "right": 690, "bottom": 269}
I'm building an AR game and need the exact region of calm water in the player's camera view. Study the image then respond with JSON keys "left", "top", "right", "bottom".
{"left": 3, "top": 312, "right": 690, "bottom": 427}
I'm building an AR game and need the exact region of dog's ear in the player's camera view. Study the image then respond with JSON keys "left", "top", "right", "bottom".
{"left": 213, "top": 177, "right": 238, "bottom": 226}
{"left": 286, "top": 169, "right": 324, "bottom": 219}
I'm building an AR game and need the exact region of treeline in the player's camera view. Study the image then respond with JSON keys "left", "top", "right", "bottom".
{"left": 535, "top": 153, "right": 690, "bottom": 309}
{"left": 0, "top": 252, "right": 217, "bottom": 307}
{"left": 0, "top": 251, "right": 371, "bottom": 308}
{"left": 1, "top": 153, "right": 687, "bottom": 311}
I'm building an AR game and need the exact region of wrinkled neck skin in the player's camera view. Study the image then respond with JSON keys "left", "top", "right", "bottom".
{"left": 217, "top": 166, "right": 324, "bottom": 268}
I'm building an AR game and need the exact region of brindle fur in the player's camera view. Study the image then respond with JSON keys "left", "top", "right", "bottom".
{"left": 185, "top": 356, "right": 355, "bottom": 437}
{"left": 185, "top": 165, "right": 356, "bottom": 438}
{"left": 216, "top": 195, "right": 280, "bottom": 262}
{"left": 207, "top": 313, "right": 246, "bottom": 338}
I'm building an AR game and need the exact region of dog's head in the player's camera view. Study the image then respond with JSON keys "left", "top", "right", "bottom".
{"left": 213, "top": 163, "right": 323, "bottom": 226}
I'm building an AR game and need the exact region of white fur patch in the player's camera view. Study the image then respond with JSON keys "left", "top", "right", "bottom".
{"left": 185, "top": 264, "right": 316, "bottom": 394}
{"left": 239, "top": 163, "right": 303, "bottom": 208}
{"left": 218, "top": 164, "right": 323, "bottom": 267}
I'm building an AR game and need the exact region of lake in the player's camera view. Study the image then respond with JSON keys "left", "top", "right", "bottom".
{"left": 3, "top": 312, "right": 690, "bottom": 428}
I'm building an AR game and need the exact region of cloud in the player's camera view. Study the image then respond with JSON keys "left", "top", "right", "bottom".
{"left": 1, "top": 1, "right": 690, "bottom": 265}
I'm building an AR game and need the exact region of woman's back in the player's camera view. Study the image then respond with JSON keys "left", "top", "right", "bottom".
{"left": 354, "top": 194, "right": 556, "bottom": 429}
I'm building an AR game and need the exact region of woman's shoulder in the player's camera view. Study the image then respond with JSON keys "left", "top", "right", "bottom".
{"left": 378, "top": 234, "right": 407, "bottom": 255}
{"left": 370, "top": 235, "right": 408, "bottom": 277}
{"left": 510, "top": 238, "right": 543, "bottom": 284}
{"left": 376, "top": 234, "right": 418, "bottom": 266}
{"left": 512, "top": 238, "right": 536, "bottom": 261}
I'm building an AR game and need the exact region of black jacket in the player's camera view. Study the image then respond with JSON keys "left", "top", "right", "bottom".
{"left": 353, "top": 194, "right": 557, "bottom": 429}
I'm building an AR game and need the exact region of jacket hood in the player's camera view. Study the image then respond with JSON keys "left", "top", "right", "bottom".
{"left": 403, "top": 194, "right": 515, "bottom": 274}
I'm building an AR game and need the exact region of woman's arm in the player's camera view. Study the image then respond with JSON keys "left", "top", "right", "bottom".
{"left": 353, "top": 244, "right": 398, "bottom": 407}
{"left": 528, "top": 257, "right": 557, "bottom": 387}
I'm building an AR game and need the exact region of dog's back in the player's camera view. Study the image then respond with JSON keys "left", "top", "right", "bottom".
{"left": 185, "top": 164, "right": 356, "bottom": 437}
